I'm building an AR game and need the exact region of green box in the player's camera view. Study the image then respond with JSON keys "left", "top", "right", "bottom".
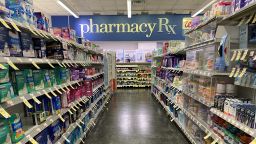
{"left": 0, "top": 82, "right": 15, "bottom": 103}
{"left": 11, "top": 71, "right": 27, "bottom": 95}
{"left": 42, "top": 70, "right": 51, "bottom": 88}
{"left": 23, "top": 69, "right": 35, "bottom": 93}
{"left": 0, "top": 64, "right": 9, "bottom": 84}
{"left": 55, "top": 67, "right": 68, "bottom": 85}
{"left": 33, "top": 70, "right": 44, "bottom": 90}
{"left": 49, "top": 70, "right": 56, "bottom": 87}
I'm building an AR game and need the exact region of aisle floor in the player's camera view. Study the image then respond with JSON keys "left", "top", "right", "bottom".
{"left": 84, "top": 89, "right": 190, "bottom": 144}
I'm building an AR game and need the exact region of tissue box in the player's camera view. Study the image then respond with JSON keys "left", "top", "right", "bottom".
{"left": 0, "top": 82, "right": 14, "bottom": 103}
{"left": 11, "top": 71, "right": 27, "bottom": 95}
{"left": 8, "top": 30, "right": 22, "bottom": 57}
{"left": 33, "top": 70, "right": 44, "bottom": 90}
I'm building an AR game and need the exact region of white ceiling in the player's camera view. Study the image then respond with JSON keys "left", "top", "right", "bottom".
{"left": 33, "top": 0, "right": 206, "bottom": 16}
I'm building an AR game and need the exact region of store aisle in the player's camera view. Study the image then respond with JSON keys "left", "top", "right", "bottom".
{"left": 84, "top": 89, "right": 190, "bottom": 144}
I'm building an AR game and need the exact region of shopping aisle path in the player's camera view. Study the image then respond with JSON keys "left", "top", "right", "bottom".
{"left": 84, "top": 89, "right": 190, "bottom": 144}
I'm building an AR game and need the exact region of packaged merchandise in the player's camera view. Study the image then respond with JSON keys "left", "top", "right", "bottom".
{"left": 49, "top": 120, "right": 62, "bottom": 143}
{"left": 55, "top": 67, "right": 68, "bottom": 85}
{"left": 32, "top": 97, "right": 47, "bottom": 125}
{"left": 42, "top": 97, "right": 52, "bottom": 116}
{"left": 51, "top": 27, "right": 62, "bottom": 37}
{"left": 34, "top": 12, "right": 47, "bottom": 31}
{"left": 20, "top": 32, "right": 35, "bottom": 57}
{"left": 9, "top": 114, "right": 24, "bottom": 143}
{"left": 0, "top": 25, "right": 10, "bottom": 57}
{"left": 33, "top": 38, "right": 46, "bottom": 58}
{"left": 43, "top": 70, "right": 51, "bottom": 88}
{"left": 5, "top": 0, "right": 26, "bottom": 23}
{"left": 0, "top": 64, "right": 9, "bottom": 84}
{"left": 8, "top": 30, "right": 22, "bottom": 57}
{"left": 46, "top": 42, "right": 66, "bottom": 60}
{"left": 49, "top": 70, "right": 57, "bottom": 87}
{"left": 61, "top": 92, "right": 68, "bottom": 108}
{"left": 62, "top": 114, "right": 70, "bottom": 132}
{"left": 34, "top": 128, "right": 52, "bottom": 144}
{"left": 0, "top": 118, "right": 11, "bottom": 144}
{"left": 33, "top": 70, "right": 44, "bottom": 90}
{"left": 23, "top": 69, "right": 35, "bottom": 93}
{"left": 52, "top": 96, "right": 61, "bottom": 114}
{"left": 11, "top": 71, "right": 27, "bottom": 95}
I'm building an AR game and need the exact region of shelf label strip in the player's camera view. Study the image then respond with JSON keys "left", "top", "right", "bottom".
{"left": 0, "top": 107, "right": 10, "bottom": 118}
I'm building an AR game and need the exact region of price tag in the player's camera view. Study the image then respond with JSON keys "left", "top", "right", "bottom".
{"left": 58, "top": 114, "right": 65, "bottom": 122}
{"left": 170, "top": 118, "right": 175, "bottom": 122}
{"left": 236, "top": 51, "right": 242, "bottom": 61}
{"left": 46, "top": 60, "right": 55, "bottom": 68}
{"left": 62, "top": 62, "right": 67, "bottom": 68}
{"left": 69, "top": 62, "right": 75, "bottom": 67}
{"left": 0, "top": 18, "right": 11, "bottom": 29}
{"left": 0, "top": 107, "right": 10, "bottom": 118}
{"left": 49, "top": 88, "right": 57, "bottom": 97}
{"left": 68, "top": 109, "right": 73, "bottom": 114}
{"left": 229, "top": 68, "right": 236, "bottom": 77}
{"left": 0, "top": 64, "right": 7, "bottom": 69}
{"left": 26, "top": 24, "right": 38, "bottom": 36}
{"left": 42, "top": 90, "right": 51, "bottom": 99}
{"left": 204, "top": 132, "right": 212, "bottom": 140}
{"left": 76, "top": 82, "right": 81, "bottom": 86}
{"left": 4, "top": 57, "right": 19, "bottom": 70}
{"left": 65, "top": 62, "right": 71, "bottom": 67}
{"left": 63, "top": 136, "right": 70, "bottom": 143}
{"left": 80, "top": 138, "right": 85, "bottom": 143}
{"left": 59, "top": 86, "right": 66, "bottom": 93}
{"left": 246, "top": 14, "right": 254, "bottom": 24}
{"left": 238, "top": 17, "right": 245, "bottom": 26}
{"left": 211, "top": 139, "right": 219, "bottom": 144}
{"left": 27, "top": 135, "right": 39, "bottom": 144}
{"left": 29, "top": 59, "right": 40, "bottom": 69}
{"left": 240, "top": 50, "right": 248, "bottom": 61}
{"left": 76, "top": 122, "right": 82, "bottom": 129}
{"left": 20, "top": 97, "right": 33, "bottom": 108}
{"left": 64, "top": 84, "right": 70, "bottom": 91}
{"left": 72, "top": 102, "right": 79, "bottom": 109}
{"left": 8, "top": 19, "right": 21, "bottom": 32}
{"left": 79, "top": 119, "right": 85, "bottom": 124}
{"left": 30, "top": 94, "right": 41, "bottom": 104}
{"left": 56, "top": 60, "right": 63, "bottom": 67}
{"left": 252, "top": 14, "right": 256, "bottom": 24}
{"left": 69, "top": 83, "right": 75, "bottom": 89}
{"left": 250, "top": 138, "right": 256, "bottom": 144}
{"left": 71, "top": 106, "right": 77, "bottom": 111}
{"left": 76, "top": 101, "right": 82, "bottom": 106}
{"left": 54, "top": 86, "right": 62, "bottom": 94}
{"left": 234, "top": 68, "right": 241, "bottom": 77}
{"left": 238, "top": 68, "right": 247, "bottom": 78}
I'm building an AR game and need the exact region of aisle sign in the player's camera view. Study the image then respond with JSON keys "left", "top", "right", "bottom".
{"left": 52, "top": 14, "right": 190, "bottom": 41}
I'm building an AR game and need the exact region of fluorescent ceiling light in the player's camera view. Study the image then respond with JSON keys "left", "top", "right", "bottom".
{"left": 127, "top": 0, "right": 132, "bottom": 18}
{"left": 192, "top": 0, "right": 217, "bottom": 17}
{"left": 57, "top": 0, "right": 79, "bottom": 18}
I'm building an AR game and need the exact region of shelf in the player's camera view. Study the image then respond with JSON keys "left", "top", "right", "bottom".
{"left": 186, "top": 16, "right": 223, "bottom": 34}
{"left": 56, "top": 93, "right": 106, "bottom": 144}
{"left": 161, "top": 67, "right": 229, "bottom": 77}
{"left": 117, "top": 70, "right": 138, "bottom": 72}
{"left": 211, "top": 108, "right": 256, "bottom": 138}
{"left": 19, "top": 91, "right": 96, "bottom": 144}
{"left": 152, "top": 87, "right": 223, "bottom": 143}
{"left": 218, "top": 2, "right": 256, "bottom": 25}
{"left": 117, "top": 85, "right": 151, "bottom": 88}
{"left": 86, "top": 72, "right": 104, "bottom": 79}
{"left": 185, "top": 39, "right": 218, "bottom": 51}
{"left": 117, "top": 62, "right": 151, "bottom": 65}
{"left": 2, "top": 79, "right": 83, "bottom": 109}
{"left": 152, "top": 92, "right": 197, "bottom": 144}
{"left": 92, "top": 83, "right": 104, "bottom": 93}
{"left": 75, "top": 92, "right": 112, "bottom": 144}
{"left": 182, "top": 90, "right": 213, "bottom": 107}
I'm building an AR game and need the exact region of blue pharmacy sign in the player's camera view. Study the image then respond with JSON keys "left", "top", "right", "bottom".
{"left": 51, "top": 14, "right": 189, "bottom": 41}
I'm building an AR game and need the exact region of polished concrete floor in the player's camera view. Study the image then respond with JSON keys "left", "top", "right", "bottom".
{"left": 84, "top": 89, "right": 190, "bottom": 144}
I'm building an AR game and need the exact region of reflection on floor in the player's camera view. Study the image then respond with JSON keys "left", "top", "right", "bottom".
{"left": 84, "top": 88, "right": 190, "bottom": 144}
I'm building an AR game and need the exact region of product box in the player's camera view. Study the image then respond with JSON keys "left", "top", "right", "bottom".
{"left": 34, "top": 12, "right": 46, "bottom": 31}
{"left": 49, "top": 70, "right": 57, "bottom": 87}
{"left": 33, "top": 38, "right": 46, "bottom": 58}
{"left": 84, "top": 80, "right": 93, "bottom": 96}
{"left": 20, "top": 32, "right": 35, "bottom": 57}
{"left": 5, "top": 0, "right": 26, "bottom": 23}
{"left": 0, "top": 118, "right": 11, "bottom": 144}
{"left": 61, "top": 27, "right": 71, "bottom": 40}
{"left": 52, "top": 96, "right": 61, "bottom": 114}
{"left": 42, "top": 70, "right": 51, "bottom": 88}
{"left": 33, "top": 70, "right": 44, "bottom": 90}
{"left": 0, "top": 64, "right": 9, "bottom": 84}
{"left": 51, "top": 27, "right": 62, "bottom": 37}
{"left": 0, "top": 82, "right": 14, "bottom": 103}
{"left": 34, "top": 128, "right": 52, "bottom": 144}
{"left": 8, "top": 30, "right": 22, "bottom": 57}
{"left": 32, "top": 97, "right": 47, "bottom": 125}
{"left": 9, "top": 113, "right": 24, "bottom": 143}
{"left": 11, "top": 71, "right": 27, "bottom": 95}
{"left": 0, "top": 25, "right": 10, "bottom": 57}
{"left": 49, "top": 120, "right": 62, "bottom": 143}
{"left": 23, "top": 69, "right": 35, "bottom": 93}
{"left": 55, "top": 67, "right": 68, "bottom": 85}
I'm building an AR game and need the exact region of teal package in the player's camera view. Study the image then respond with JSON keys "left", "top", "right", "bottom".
{"left": 33, "top": 70, "right": 44, "bottom": 90}
{"left": 55, "top": 67, "right": 68, "bottom": 85}
{"left": 42, "top": 70, "right": 51, "bottom": 88}
{"left": 11, "top": 71, "right": 27, "bottom": 95}
{"left": 9, "top": 114, "right": 24, "bottom": 143}
{"left": 0, "top": 64, "right": 9, "bottom": 84}
{"left": 0, "top": 118, "right": 11, "bottom": 144}
{"left": 23, "top": 69, "right": 35, "bottom": 93}
{"left": 0, "top": 82, "right": 15, "bottom": 103}
{"left": 49, "top": 70, "right": 56, "bottom": 87}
